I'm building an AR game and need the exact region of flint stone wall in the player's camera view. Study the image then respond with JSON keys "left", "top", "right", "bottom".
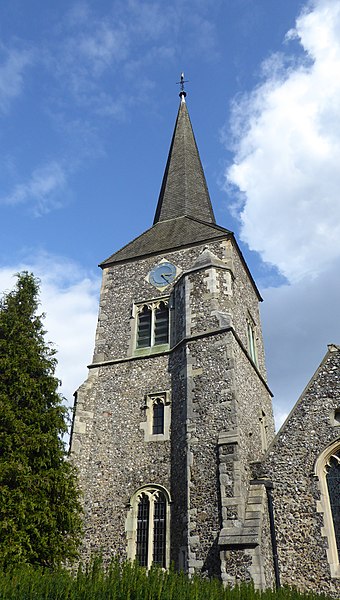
{"left": 261, "top": 346, "right": 340, "bottom": 597}
{"left": 71, "top": 235, "right": 275, "bottom": 579}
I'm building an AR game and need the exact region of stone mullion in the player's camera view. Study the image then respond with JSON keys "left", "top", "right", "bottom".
{"left": 148, "top": 494, "right": 155, "bottom": 568}
{"left": 150, "top": 307, "right": 156, "bottom": 348}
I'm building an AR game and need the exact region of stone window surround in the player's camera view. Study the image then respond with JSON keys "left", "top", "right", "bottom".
{"left": 331, "top": 409, "right": 340, "bottom": 427}
{"left": 125, "top": 484, "right": 171, "bottom": 569}
{"left": 140, "top": 391, "right": 171, "bottom": 442}
{"left": 315, "top": 439, "right": 340, "bottom": 578}
{"left": 131, "top": 296, "right": 171, "bottom": 357}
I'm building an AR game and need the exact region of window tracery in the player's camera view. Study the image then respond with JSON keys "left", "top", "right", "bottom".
{"left": 126, "top": 485, "right": 170, "bottom": 569}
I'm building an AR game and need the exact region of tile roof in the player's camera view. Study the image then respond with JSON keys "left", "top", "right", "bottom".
{"left": 100, "top": 216, "right": 231, "bottom": 266}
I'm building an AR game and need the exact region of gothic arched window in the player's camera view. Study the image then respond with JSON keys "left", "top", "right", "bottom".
{"left": 315, "top": 442, "right": 340, "bottom": 578}
{"left": 326, "top": 454, "right": 340, "bottom": 559}
{"left": 126, "top": 486, "right": 171, "bottom": 569}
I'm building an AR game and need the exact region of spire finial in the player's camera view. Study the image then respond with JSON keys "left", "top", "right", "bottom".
{"left": 177, "top": 72, "right": 188, "bottom": 102}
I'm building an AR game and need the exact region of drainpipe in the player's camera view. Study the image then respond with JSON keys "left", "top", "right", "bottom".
{"left": 265, "top": 481, "right": 281, "bottom": 589}
{"left": 68, "top": 390, "right": 78, "bottom": 455}
{"left": 251, "top": 478, "right": 281, "bottom": 589}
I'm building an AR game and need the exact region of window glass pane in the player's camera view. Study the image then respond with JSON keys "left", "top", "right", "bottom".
{"left": 247, "top": 322, "right": 257, "bottom": 364}
{"left": 153, "top": 493, "right": 166, "bottom": 567}
{"left": 153, "top": 400, "right": 164, "bottom": 435}
{"left": 136, "top": 494, "right": 149, "bottom": 566}
{"left": 326, "top": 456, "right": 340, "bottom": 558}
{"left": 137, "top": 306, "right": 152, "bottom": 348}
{"left": 154, "top": 302, "right": 169, "bottom": 345}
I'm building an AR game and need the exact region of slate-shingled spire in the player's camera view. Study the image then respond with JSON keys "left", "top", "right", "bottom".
{"left": 100, "top": 89, "right": 232, "bottom": 268}
{"left": 153, "top": 93, "right": 216, "bottom": 225}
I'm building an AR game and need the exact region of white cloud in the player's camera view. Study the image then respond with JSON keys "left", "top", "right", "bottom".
{"left": 74, "top": 23, "right": 129, "bottom": 76}
{"left": 226, "top": 0, "right": 340, "bottom": 283}
{"left": 0, "top": 256, "right": 100, "bottom": 412}
{"left": 223, "top": 0, "right": 340, "bottom": 429}
{"left": 65, "top": 2, "right": 91, "bottom": 28}
{"left": 1, "top": 161, "right": 67, "bottom": 216}
{"left": 0, "top": 45, "right": 33, "bottom": 113}
{"left": 49, "top": 1, "right": 218, "bottom": 119}
{"left": 261, "top": 257, "right": 340, "bottom": 428}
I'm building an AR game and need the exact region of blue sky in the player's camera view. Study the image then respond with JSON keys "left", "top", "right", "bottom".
{"left": 1, "top": 0, "right": 339, "bottom": 429}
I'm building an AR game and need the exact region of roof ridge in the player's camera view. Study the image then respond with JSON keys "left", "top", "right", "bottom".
{"left": 184, "top": 214, "right": 231, "bottom": 233}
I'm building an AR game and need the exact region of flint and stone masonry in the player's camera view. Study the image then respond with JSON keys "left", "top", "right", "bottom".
{"left": 70, "top": 93, "right": 340, "bottom": 596}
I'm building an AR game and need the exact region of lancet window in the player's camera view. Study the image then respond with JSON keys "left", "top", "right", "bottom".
{"left": 326, "top": 452, "right": 340, "bottom": 559}
{"left": 247, "top": 317, "right": 258, "bottom": 366}
{"left": 152, "top": 398, "right": 165, "bottom": 435}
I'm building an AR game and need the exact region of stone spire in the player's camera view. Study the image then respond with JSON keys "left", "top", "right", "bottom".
{"left": 153, "top": 93, "right": 216, "bottom": 225}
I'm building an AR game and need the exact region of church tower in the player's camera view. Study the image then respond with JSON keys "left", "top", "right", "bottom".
{"left": 70, "top": 86, "right": 275, "bottom": 587}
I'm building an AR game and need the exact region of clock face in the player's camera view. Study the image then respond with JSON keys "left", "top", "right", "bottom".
{"left": 149, "top": 262, "right": 177, "bottom": 287}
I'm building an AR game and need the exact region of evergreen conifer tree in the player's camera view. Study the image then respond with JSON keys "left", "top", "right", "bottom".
{"left": 0, "top": 272, "right": 82, "bottom": 568}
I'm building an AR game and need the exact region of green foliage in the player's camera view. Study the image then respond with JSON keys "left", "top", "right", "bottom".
{"left": 0, "top": 559, "right": 334, "bottom": 600}
{"left": 0, "top": 272, "right": 83, "bottom": 569}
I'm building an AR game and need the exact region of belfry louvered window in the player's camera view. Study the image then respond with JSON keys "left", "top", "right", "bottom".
{"left": 136, "top": 300, "right": 169, "bottom": 349}
{"left": 135, "top": 489, "right": 168, "bottom": 568}
{"left": 137, "top": 306, "right": 152, "bottom": 348}
{"left": 154, "top": 302, "right": 169, "bottom": 345}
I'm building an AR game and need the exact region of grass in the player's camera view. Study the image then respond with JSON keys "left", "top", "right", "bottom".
{"left": 0, "top": 559, "right": 333, "bottom": 600}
